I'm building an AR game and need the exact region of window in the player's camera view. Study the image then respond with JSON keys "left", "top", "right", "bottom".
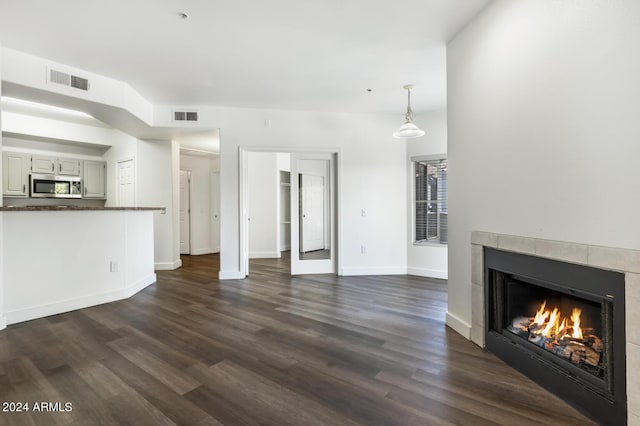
{"left": 414, "top": 157, "right": 448, "bottom": 244}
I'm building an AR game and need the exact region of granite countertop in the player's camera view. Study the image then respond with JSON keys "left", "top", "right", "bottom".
{"left": 0, "top": 206, "right": 166, "bottom": 212}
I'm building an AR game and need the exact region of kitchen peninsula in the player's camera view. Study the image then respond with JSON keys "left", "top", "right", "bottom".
{"left": 0, "top": 206, "right": 165, "bottom": 325}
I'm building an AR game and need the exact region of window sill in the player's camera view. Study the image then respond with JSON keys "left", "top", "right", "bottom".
{"left": 413, "top": 241, "right": 447, "bottom": 248}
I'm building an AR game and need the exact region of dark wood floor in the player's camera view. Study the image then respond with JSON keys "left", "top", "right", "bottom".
{"left": 0, "top": 254, "right": 595, "bottom": 425}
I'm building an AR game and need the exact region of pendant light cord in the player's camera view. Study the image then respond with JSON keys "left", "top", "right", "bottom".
{"left": 404, "top": 87, "right": 414, "bottom": 123}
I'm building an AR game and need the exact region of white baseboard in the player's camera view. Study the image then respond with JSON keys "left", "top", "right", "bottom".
{"left": 0, "top": 315, "right": 6, "bottom": 331}
{"left": 5, "top": 274, "right": 156, "bottom": 326}
{"left": 190, "top": 248, "right": 214, "bottom": 255}
{"left": 155, "top": 259, "right": 182, "bottom": 270}
{"left": 219, "top": 270, "right": 245, "bottom": 280}
{"left": 446, "top": 311, "right": 471, "bottom": 339}
{"left": 213, "top": 246, "right": 220, "bottom": 253}
{"left": 280, "top": 245, "right": 291, "bottom": 251}
{"left": 407, "top": 267, "right": 448, "bottom": 279}
{"left": 122, "top": 273, "right": 157, "bottom": 298}
{"left": 249, "top": 251, "right": 281, "bottom": 259}
{"left": 340, "top": 266, "right": 407, "bottom": 276}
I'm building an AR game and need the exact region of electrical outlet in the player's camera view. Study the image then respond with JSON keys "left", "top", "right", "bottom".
{"left": 361, "top": 209, "right": 366, "bottom": 217}
{"left": 361, "top": 245, "right": 366, "bottom": 254}
{"left": 110, "top": 261, "right": 119, "bottom": 272}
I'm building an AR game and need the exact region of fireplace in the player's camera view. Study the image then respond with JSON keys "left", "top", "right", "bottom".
{"left": 484, "top": 247, "right": 626, "bottom": 425}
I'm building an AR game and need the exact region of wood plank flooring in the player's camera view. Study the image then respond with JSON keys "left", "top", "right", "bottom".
{"left": 0, "top": 254, "right": 595, "bottom": 425}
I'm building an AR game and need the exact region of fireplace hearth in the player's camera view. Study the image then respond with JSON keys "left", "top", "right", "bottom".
{"left": 484, "top": 247, "right": 626, "bottom": 425}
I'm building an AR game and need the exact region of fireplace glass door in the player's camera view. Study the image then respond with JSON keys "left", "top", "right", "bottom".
{"left": 502, "top": 276, "right": 609, "bottom": 383}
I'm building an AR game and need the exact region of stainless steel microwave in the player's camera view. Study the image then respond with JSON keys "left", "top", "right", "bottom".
{"left": 30, "top": 174, "right": 82, "bottom": 198}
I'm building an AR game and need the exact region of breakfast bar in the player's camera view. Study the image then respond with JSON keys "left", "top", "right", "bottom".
{"left": 0, "top": 206, "right": 165, "bottom": 325}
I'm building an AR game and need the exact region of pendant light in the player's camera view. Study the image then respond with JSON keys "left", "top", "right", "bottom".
{"left": 393, "top": 84, "right": 425, "bottom": 139}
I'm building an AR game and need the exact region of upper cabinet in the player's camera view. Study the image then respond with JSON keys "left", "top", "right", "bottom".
{"left": 83, "top": 160, "right": 106, "bottom": 199}
{"left": 31, "top": 155, "right": 57, "bottom": 174}
{"left": 58, "top": 158, "right": 82, "bottom": 176}
{"left": 31, "top": 155, "right": 82, "bottom": 176}
{"left": 2, "top": 152, "right": 30, "bottom": 197}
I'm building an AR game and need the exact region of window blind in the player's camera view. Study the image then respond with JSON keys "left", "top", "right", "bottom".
{"left": 415, "top": 158, "right": 448, "bottom": 244}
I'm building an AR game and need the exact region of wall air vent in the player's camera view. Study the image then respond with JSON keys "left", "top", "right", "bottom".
{"left": 70, "top": 75, "right": 89, "bottom": 91}
{"left": 173, "top": 110, "right": 199, "bottom": 122}
{"left": 48, "top": 68, "right": 90, "bottom": 91}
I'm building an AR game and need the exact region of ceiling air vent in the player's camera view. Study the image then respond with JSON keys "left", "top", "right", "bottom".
{"left": 48, "top": 68, "right": 90, "bottom": 91}
{"left": 173, "top": 110, "right": 199, "bottom": 122}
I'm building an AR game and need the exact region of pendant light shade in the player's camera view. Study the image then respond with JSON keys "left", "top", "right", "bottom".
{"left": 393, "top": 84, "right": 425, "bottom": 139}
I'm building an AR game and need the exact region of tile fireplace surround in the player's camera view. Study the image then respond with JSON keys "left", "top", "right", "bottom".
{"left": 469, "top": 231, "right": 640, "bottom": 424}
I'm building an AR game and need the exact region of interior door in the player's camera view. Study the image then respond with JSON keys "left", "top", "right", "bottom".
{"left": 117, "top": 159, "right": 135, "bottom": 206}
{"left": 179, "top": 170, "right": 191, "bottom": 254}
{"left": 300, "top": 173, "right": 325, "bottom": 252}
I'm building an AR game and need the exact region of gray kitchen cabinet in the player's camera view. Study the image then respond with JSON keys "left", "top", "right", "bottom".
{"left": 58, "top": 158, "right": 82, "bottom": 176}
{"left": 2, "top": 152, "right": 30, "bottom": 197}
{"left": 31, "top": 155, "right": 57, "bottom": 174}
{"left": 83, "top": 160, "right": 106, "bottom": 199}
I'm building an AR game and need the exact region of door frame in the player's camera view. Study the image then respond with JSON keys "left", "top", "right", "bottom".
{"left": 238, "top": 146, "right": 341, "bottom": 278}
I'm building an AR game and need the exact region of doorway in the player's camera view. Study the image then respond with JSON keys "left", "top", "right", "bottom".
{"left": 240, "top": 148, "right": 339, "bottom": 278}
{"left": 179, "top": 169, "right": 191, "bottom": 254}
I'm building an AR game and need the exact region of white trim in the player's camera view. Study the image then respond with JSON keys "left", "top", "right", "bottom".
{"left": 411, "top": 153, "right": 447, "bottom": 162}
{"left": 191, "top": 247, "right": 214, "bottom": 255}
{"left": 407, "top": 267, "right": 448, "bottom": 279}
{"left": 445, "top": 311, "right": 471, "bottom": 339}
{"left": 155, "top": 259, "right": 182, "bottom": 270}
{"left": 340, "top": 266, "right": 407, "bottom": 276}
{"left": 219, "top": 270, "right": 244, "bottom": 280}
{"left": 0, "top": 316, "right": 6, "bottom": 331}
{"left": 5, "top": 274, "right": 156, "bottom": 325}
{"left": 249, "top": 251, "right": 281, "bottom": 259}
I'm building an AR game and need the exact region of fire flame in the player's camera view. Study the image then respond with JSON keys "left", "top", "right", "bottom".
{"left": 530, "top": 301, "right": 583, "bottom": 342}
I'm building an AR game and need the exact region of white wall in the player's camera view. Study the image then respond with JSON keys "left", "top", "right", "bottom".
{"left": 180, "top": 153, "right": 218, "bottom": 255}
{"left": 447, "top": 0, "right": 640, "bottom": 338}
{"left": 103, "top": 131, "right": 137, "bottom": 207}
{"left": 3, "top": 211, "right": 155, "bottom": 324}
{"left": 1, "top": 46, "right": 410, "bottom": 282}
{"left": 277, "top": 152, "right": 291, "bottom": 172}
{"left": 248, "top": 151, "right": 280, "bottom": 258}
{"left": 136, "top": 139, "right": 178, "bottom": 270}
{"left": 407, "top": 109, "right": 448, "bottom": 279}
{"left": 194, "top": 107, "right": 408, "bottom": 279}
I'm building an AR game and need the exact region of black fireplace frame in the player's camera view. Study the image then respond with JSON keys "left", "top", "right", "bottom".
{"left": 484, "top": 247, "right": 626, "bottom": 425}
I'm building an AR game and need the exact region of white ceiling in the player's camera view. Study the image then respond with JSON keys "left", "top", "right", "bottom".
{"left": 0, "top": 0, "right": 489, "bottom": 115}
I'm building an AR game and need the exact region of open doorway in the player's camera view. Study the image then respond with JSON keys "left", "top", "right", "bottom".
{"left": 241, "top": 148, "right": 338, "bottom": 278}
{"left": 176, "top": 130, "right": 221, "bottom": 275}
{"left": 179, "top": 169, "right": 191, "bottom": 254}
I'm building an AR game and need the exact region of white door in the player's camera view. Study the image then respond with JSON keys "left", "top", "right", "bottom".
{"left": 117, "top": 159, "right": 135, "bottom": 206}
{"left": 300, "top": 173, "right": 325, "bottom": 252}
{"left": 211, "top": 172, "right": 221, "bottom": 253}
{"left": 180, "top": 170, "right": 191, "bottom": 255}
